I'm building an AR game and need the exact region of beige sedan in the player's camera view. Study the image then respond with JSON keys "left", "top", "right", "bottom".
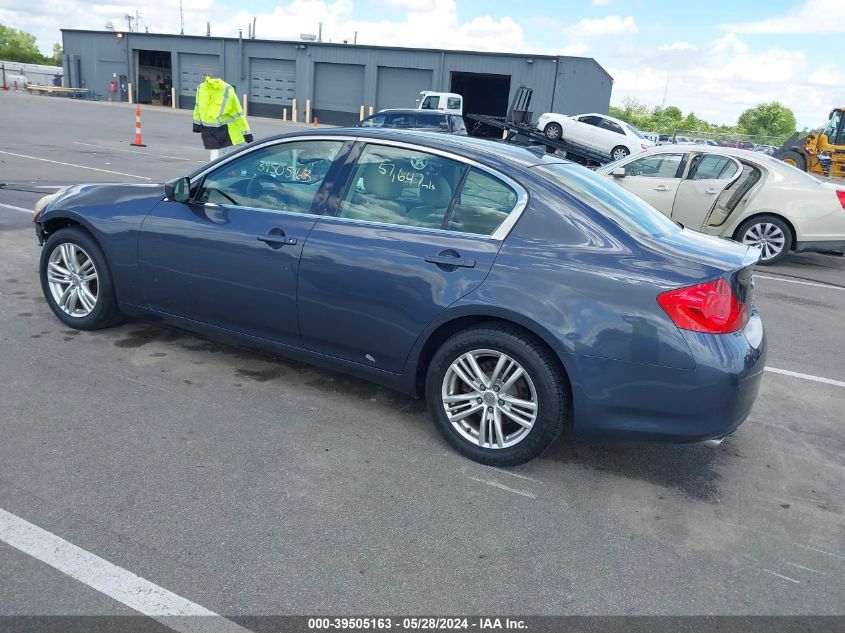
{"left": 596, "top": 145, "right": 845, "bottom": 263}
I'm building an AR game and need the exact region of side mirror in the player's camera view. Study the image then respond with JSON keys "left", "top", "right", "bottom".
{"left": 165, "top": 176, "right": 191, "bottom": 203}
{"left": 611, "top": 167, "right": 626, "bottom": 178}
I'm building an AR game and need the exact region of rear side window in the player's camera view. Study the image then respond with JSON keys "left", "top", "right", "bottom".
{"left": 415, "top": 114, "right": 445, "bottom": 129}
{"left": 448, "top": 169, "right": 518, "bottom": 235}
{"left": 690, "top": 155, "right": 739, "bottom": 180}
{"left": 447, "top": 97, "right": 461, "bottom": 110}
{"left": 533, "top": 163, "right": 681, "bottom": 238}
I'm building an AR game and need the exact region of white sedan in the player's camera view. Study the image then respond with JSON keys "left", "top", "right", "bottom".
{"left": 536, "top": 112, "right": 653, "bottom": 161}
{"left": 596, "top": 145, "right": 845, "bottom": 264}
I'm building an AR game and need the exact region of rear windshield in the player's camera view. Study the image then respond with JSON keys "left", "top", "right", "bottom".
{"left": 625, "top": 124, "right": 647, "bottom": 139}
{"left": 532, "top": 162, "right": 681, "bottom": 238}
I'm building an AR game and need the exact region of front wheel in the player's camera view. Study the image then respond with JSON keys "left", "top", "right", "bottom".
{"left": 735, "top": 215, "right": 793, "bottom": 265}
{"left": 425, "top": 324, "right": 568, "bottom": 466}
{"left": 39, "top": 227, "right": 123, "bottom": 329}
{"left": 611, "top": 145, "right": 630, "bottom": 161}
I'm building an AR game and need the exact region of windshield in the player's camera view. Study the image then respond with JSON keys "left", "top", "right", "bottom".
{"left": 625, "top": 123, "right": 647, "bottom": 140}
{"left": 532, "top": 162, "right": 681, "bottom": 238}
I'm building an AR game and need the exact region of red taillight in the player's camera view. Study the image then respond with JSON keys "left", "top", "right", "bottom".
{"left": 657, "top": 278, "right": 748, "bottom": 334}
{"left": 836, "top": 190, "right": 845, "bottom": 210}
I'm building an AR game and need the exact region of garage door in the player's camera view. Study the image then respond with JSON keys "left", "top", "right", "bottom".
{"left": 180, "top": 53, "right": 220, "bottom": 97}
{"left": 376, "top": 67, "right": 433, "bottom": 111}
{"left": 314, "top": 62, "right": 365, "bottom": 114}
{"left": 250, "top": 58, "right": 296, "bottom": 105}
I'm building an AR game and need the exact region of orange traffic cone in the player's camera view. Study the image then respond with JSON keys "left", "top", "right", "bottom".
{"left": 313, "top": 116, "right": 318, "bottom": 128}
{"left": 130, "top": 105, "right": 146, "bottom": 147}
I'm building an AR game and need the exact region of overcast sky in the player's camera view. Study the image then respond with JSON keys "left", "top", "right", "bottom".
{"left": 2, "top": 0, "right": 843, "bottom": 128}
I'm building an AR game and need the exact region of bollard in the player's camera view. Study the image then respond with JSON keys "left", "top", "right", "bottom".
{"left": 283, "top": 108, "right": 288, "bottom": 122}
{"left": 305, "top": 99, "right": 311, "bottom": 124}
{"left": 242, "top": 93, "right": 248, "bottom": 116}
{"left": 359, "top": 105, "right": 365, "bottom": 121}
{"left": 128, "top": 83, "right": 133, "bottom": 104}
{"left": 130, "top": 105, "right": 146, "bottom": 147}
{"left": 292, "top": 98, "right": 298, "bottom": 123}
{"left": 369, "top": 106, "right": 374, "bottom": 116}
{"left": 171, "top": 87, "right": 177, "bottom": 109}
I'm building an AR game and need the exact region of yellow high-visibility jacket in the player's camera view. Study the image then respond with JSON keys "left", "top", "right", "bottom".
{"left": 192, "top": 76, "right": 253, "bottom": 149}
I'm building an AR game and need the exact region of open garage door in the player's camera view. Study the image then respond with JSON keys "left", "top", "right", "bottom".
{"left": 249, "top": 58, "right": 296, "bottom": 118}
{"left": 451, "top": 71, "right": 511, "bottom": 137}
{"left": 313, "top": 63, "right": 365, "bottom": 126}
{"left": 179, "top": 53, "right": 220, "bottom": 108}
{"left": 376, "top": 67, "right": 433, "bottom": 111}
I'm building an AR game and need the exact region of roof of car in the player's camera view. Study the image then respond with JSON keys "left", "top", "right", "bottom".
{"left": 372, "top": 109, "right": 448, "bottom": 115}
{"left": 253, "top": 128, "right": 563, "bottom": 170}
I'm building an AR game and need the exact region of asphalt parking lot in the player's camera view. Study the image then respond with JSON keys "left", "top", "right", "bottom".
{"left": 1, "top": 93, "right": 844, "bottom": 623}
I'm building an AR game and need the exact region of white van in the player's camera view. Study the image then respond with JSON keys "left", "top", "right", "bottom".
{"left": 416, "top": 91, "right": 463, "bottom": 115}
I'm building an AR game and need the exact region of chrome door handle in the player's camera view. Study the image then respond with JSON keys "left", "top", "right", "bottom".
{"left": 425, "top": 255, "right": 476, "bottom": 268}
{"left": 256, "top": 231, "right": 296, "bottom": 246}
{"left": 653, "top": 185, "right": 672, "bottom": 191}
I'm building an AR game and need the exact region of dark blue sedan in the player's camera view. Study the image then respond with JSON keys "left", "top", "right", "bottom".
{"left": 34, "top": 129, "right": 766, "bottom": 465}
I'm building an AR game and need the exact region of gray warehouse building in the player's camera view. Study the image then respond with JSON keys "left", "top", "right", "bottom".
{"left": 61, "top": 29, "right": 613, "bottom": 126}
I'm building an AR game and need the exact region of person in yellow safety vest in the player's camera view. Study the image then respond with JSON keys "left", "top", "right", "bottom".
{"left": 192, "top": 75, "right": 254, "bottom": 150}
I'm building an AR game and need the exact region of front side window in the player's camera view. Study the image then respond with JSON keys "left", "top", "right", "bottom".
{"left": 415, "top": 114, "right": 445, "bottom": 130}
{"left": 689, "top": 154, "right": 740, "bottom": 180}
{"left": 625, "top": 154, "right": 684, "bottom": 178}
{"left": 337, "top": 144, "right": 465, "bottom": 229}
{"left": 196, "top": 140, "right": 344, "bottom": 213}
{"left": 387, "top": 113, "right": 413, "bottom": 128}
{"left": 420, "top": 95, "right": 438, "bottom": 110}
{"left": 599, "top": 119, "right": 624, "bottom": 135}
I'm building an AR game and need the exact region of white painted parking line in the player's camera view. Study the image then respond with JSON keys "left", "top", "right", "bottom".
{"left": 0, "top": 202, "right": 33, "bottom": 214}
{"left": 0, "top": 150, "right": 151, "bottom": 181}
{"left": 0, "top": 508, "right": 250, "bottom": 633}
{"left": 761, "top": 569, "right": 801, "bottom": 584}
{"left": 755, "top": 274, "right": 845, "bottom": 292}
{"left": 467, "top": 476, "right": 537, "bottom": 499}
{"left": 73, "top": 141, "right": 202, "bottom": 162}
{"left": 765, "top": 367, "right": 845, "bottom": 388}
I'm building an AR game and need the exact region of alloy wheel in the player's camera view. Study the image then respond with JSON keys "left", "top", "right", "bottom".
{"left": 741, "top": 222, "right": 786, "bottom": 261}
{"left": 47, "top": 243, "right": 99, "bottom": 317}
{"left": 441, "top": 349, "right": 538, "bottom": 449}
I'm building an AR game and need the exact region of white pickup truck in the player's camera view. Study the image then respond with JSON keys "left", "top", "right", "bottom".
{"left": 416, "top": 91, "right": 463, "bottom": 115}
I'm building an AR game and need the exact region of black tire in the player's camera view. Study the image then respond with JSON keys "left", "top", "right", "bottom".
{"left": 39, "top": 227, "right": 124, "bottom": 330}
{"left": 780, "top": 150, "right": 807, "bottom": 172}
{"left": 611, "top": 145, "right": 630, "bottom": 161}
{"left": 425, "top": 323, "right": 568, "bottom": 466}
{"left": 734, "top": 215, "right": 793, "bottom": 266}
{"left": 544, "top": 122, "right": 563, "bottom": 140}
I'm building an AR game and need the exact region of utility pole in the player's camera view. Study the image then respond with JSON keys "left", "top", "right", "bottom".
{"left": 180, "top": 0, "right": 184, "bottom": 35}
{"left": 135, "top": 10, "right": 142, "bottom": 33}
{"left": 125, "top": 14, "right": 134, "bottom": 32}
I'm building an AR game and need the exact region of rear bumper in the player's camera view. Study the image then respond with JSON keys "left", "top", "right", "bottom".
{"left": 795, "top": 240, "right": 845, "bottom": 254}
{"left": 568, "top": 313, "right": 766, "bottom": 443}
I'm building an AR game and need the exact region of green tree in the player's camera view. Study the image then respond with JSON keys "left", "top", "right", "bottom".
{"left": 737, "top": 102, "right": 796, "bottom": 139}
{"left": 50, "top": 42, "right": 63, "bottom": 66}
{"left": 0, "top": 23, "right": 44, "bottom": 63}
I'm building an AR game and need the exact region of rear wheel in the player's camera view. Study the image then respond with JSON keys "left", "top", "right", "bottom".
{"left": 544, "top": 122, "right": 563, "bottom": 140}
{"left": 39, "top": 227, "right": 123, "bottom": 329}
{"left": 735, "top": 215, "right": 793, "bottom": 265}
{"left": 425, "top": 324, "right": 568, "bottom": 466}
{"left": 611, "top": 145, "right": 630, "bottom": 161}
{"left": 780, "top": 150, "right": 807, "bottom": 171}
